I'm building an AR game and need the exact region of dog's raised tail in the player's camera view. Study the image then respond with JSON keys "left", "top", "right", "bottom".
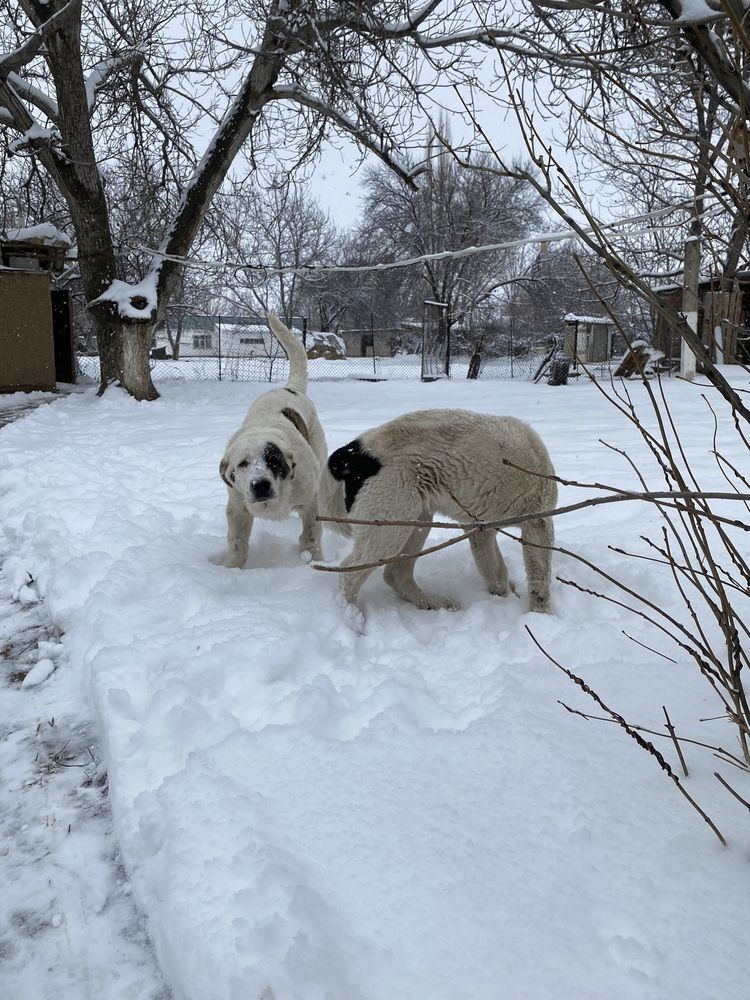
{"left": 267, "top": 313, "right": 308, "bottom": 394}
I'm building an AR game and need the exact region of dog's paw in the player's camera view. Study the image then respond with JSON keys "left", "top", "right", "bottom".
{"left": 488, "top": 580, "right": 518, "bottom": 598}
{"left": 422, "top": 593, "right": 460, "bottom": 612}
{"left": 529, "top": 589, "right": 551, "bottom": 613}
{"left": 300, "top": 546, "right": 323, "bottom": 564}
{"left": 337, "top": 595, "right": 366, "bottom": 635}
{"left": 222, "top": 555, "right": 246, "bottom": 569}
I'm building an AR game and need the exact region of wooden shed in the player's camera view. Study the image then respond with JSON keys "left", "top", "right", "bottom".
{"left": 653, "top": 273, "right": 750, "bottom": 364}
{"left": 563, "top": 314, "right": 615, "bottom": 364}
{"left": 0, "top": 225, "right": 75, "bottom": 393}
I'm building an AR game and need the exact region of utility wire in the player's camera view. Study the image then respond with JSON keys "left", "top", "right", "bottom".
{"left": 127, "top": 199, "right": 702, "bottom": 278}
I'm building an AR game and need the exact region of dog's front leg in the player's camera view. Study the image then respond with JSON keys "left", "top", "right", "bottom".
{"left": 298, "top": 502, "right": 323, "bottom": 562}
{"left": 383, "top": 524, "right": 458, "bottom": 610}
{"left": 469, "top": 528, "right": 516, "bottom": 598}
{"left": 223, "top": 496, "right": 253, "bottom": 568}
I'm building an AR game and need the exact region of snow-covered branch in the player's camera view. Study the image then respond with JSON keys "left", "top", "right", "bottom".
{"left": 5, "top": 71, "right": 58, "bottom": 121}
{"left": 85, "top": 50, "right": 141, "bottom": 113}
{"left": 7, "top": 121, "right": 61, "bottom": 155}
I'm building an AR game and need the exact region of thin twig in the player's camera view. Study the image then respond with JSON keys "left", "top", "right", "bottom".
{"left": 664, "top": 706, "right": 689, "bottom": 777}
{"left": 557, "top": 704, "right": 749, "bottom": 769}
{"left": 315, "top": 488, "right": 750, "bottom": 574}
{"left": 622, "top": 630, "right": 677, "bottom": 663}
{"left": 528, "top": 628, "right": 726, "bottom": 846}
{"left": 714, "top": 771, "right": 750, "bottom": 812}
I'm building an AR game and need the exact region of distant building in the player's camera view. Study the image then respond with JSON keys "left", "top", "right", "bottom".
{"left": 563, "top": 314, "right": 616, "bottom": 364}
{"left": 338, "top": 328, "right": 394, "bottom": 358}
{"left": 0, "top": 223, "right": 71, "bottom": 273}
{"left": 653, "top": 274, "right": 750, "bottom": 364}
{"left": 0, "top": 225, "right": 74, "bottom": 392}
{"left": 154, "top": 315, "right": 275, "bottom": 357}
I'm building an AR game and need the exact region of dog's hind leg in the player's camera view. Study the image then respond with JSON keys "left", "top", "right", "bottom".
{"left": 468, "top": 528, "right": 516, "bottom": 598}
{"left": 520, "top": 517, "right": 554, "bottom": 612}
{"left": 383, "top": 524, "right": 458, "bottom": 610}
{"left": 224, "top": 497, "right": 253, "bottom": 568}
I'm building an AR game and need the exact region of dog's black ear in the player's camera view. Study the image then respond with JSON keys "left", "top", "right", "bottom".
{"left": 219, "top": 457, "right": 235, "bottom": 487}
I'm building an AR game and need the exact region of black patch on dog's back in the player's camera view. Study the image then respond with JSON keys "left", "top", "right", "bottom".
{"left": 328, "top": 439, "right": 382, "bottom": 512}
{"left": 281, "top": 407, "right": 310, "bottom": 443}
{"left": 263, "top": 442, "right": 291, "bottom": 479}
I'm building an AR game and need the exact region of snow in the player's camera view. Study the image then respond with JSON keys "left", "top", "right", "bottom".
{"left": 20, "top": 656, "right": 55, "bottom": 687}
{"left": 563, "top": 313, "right": 612, "bottom": 325}
{"left": 676, "top": 0, "right": 722, "bottom": 23}
{"left": 306, "top": 329, "right": 346, "bottom": 355}
{"left": 1, "top": 223, "right": 72, "bottom": 248}
{"left": 85, "top": 55, "right": 125, "bottom": 111}
{"left": 2, "top": 373, "right": 750, "bottom": 999}
{"left": 7, "top": 123, "right": 60, "bottom": 154}
{"left": 0, "top": 556, "right": 168, "bottom": 999}
{"left": 92, "top": 273, "right": 160, "bottom": 320}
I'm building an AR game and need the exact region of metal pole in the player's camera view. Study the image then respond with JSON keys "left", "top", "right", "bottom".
{"left": 681, "top": 236, "right": 699, "bottom": 381}
{"left": 218, "top": 315, "right": 222, "bottom": 382}
{"left": 445, "top": 306, "right": 451, "bottom": 378}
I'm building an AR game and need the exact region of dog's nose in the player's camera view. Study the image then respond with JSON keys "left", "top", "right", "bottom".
{"left": 250, "top": 477, "right": 272, "bottom": 500}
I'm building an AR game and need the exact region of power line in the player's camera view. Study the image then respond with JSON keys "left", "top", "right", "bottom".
{"left": 129, "top": 200, "right": 699, "bottom": 278}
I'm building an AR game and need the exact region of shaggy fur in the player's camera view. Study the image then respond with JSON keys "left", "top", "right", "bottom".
{"left": 319, "top": 408, "right": 556, "bottom": 629}
{"left": 219, "top": 314, "right": 327, "bottom": 567}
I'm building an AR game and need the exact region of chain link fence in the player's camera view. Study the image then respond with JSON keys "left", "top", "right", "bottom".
{"left": 75, "top": 309, "right": 622, "bottom": 384}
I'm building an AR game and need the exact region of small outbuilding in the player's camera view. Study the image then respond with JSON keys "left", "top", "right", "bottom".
{"left": 562, "top": 314, "right": 616, "bottom": 365}
{"left": 653, "top": 273, "right": 750, "bottom": 364}
{"left": 0, "top": 225, "right": 74, "bottom": 393}
{"left": 338, "top": 327, "right": 395, "bottom": 358}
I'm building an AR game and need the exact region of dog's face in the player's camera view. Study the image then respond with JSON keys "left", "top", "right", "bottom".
{"left": 220, "top": 435, "right": 296, "bottom": 518}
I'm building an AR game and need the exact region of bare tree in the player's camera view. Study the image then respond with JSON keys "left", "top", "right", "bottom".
{"left": 503, "top": 243, "right": 649, "bottom": 348}
{"left": 215, "top": 177, "right": 338, "bottom": 324}
{"left": 361, "top": 128, "right": 542, "bottom": 348}
{"left": 2, "top": 0, "right": 544, "bottom": 400}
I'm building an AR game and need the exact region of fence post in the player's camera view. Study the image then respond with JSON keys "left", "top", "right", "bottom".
{"left": 218, "top": 315, "right": 222, "bottom": 381}
{"left": 681, "top": 236, "right": 699, "bottom": 381}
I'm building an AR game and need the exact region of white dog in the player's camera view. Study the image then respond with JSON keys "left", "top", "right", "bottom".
{"left": 219, "top": 314, "right": 327, "bottom": 567}
{"left": 318, "top": 408, "right": 556, "bottom": 629}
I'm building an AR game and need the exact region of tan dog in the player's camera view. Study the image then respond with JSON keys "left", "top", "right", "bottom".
{"left": 318, "top": 408, "right": 556, "bottom": 630}
{"left": 219, "top": 314, "right": 327, "bottom": 567}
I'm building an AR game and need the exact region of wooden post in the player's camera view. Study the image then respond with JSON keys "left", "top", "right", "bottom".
{"left": 681, "top": 237, "right": 700, "bottom": 381}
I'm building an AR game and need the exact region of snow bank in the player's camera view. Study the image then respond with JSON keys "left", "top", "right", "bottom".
{"left": 1, "top": 376, "right": 750, "bottom": 1000}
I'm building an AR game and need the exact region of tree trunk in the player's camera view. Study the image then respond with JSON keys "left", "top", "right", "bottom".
{"left": 122, "top": 322, "right": 159, "bottom": 400}
{"left": 22, "top": 0, "right": 158, "bottom": 397}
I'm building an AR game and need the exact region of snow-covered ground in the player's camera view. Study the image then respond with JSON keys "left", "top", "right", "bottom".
{"left": 1, "top": 372, "right": 749, "bottom": 1000}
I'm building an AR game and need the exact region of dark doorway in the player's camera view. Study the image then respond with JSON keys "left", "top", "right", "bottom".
{"left": 51, "top": 289, "right": 75, "bottom": 383}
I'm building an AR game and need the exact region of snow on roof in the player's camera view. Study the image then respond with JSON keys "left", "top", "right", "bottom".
{"left": 563, "top": 314, "right": 613, "bottom": 325}
{"left": 2, "top": 224, "right": 72, "bottom": 249}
